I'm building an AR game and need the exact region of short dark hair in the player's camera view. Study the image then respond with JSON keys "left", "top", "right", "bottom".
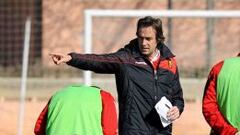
{"left": 136, "top": 16, "right": 165, "bottom": 44}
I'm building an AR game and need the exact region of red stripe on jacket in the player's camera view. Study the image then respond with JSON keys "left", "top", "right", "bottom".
{"left": 159, "top": 58, "right": 177, "bottom": 74}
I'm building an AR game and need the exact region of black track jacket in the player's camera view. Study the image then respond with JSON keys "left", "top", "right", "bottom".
{"left": 67, "top": 39, "right": 184, "bottom": 135}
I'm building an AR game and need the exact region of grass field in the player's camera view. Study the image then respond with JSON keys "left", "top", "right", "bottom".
{"left": 0, "top": 77, "right": 206, "bottom": 100}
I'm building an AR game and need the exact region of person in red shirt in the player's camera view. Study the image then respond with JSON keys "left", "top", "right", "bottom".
{"left": 34, "top": 85, "right": 118, "bottom": 135}
{"left": 202, "top": 53, "right": 240, "bottom": 135}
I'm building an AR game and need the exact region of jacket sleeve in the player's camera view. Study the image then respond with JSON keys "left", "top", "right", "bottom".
{"left": 100, "top": 90, "right": 118, "bottom": 135}
{"left": 202, "top": 61, "right": 238, "bottom": 135}
{"left": 167, "top": 58, "right": 184, "bottom": 114}
{"left": 66, "top": 49, "right": 129, "bottom": 74}
{"left": 171, "top": 66, "right": 184, "bottom": 114}
{"left": 34, "top": 99, "right": 51, "bottom": 135}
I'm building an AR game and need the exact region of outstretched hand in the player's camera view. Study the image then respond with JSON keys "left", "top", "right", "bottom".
{"left": 49, "top": 53, "right": 72, "bottom": 65}
{"left": 235, "top": 132, "right": 240, "bottom": 135}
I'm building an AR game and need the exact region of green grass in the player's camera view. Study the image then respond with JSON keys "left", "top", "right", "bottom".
{"left": 0, "top": 77, "right": 205, "bottom": 102}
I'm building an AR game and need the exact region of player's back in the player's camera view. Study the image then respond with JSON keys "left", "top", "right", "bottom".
{"left": 46, "top": 85, "right": 103, "bottom": 135}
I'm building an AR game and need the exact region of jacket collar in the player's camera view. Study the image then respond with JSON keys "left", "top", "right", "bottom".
{"left": 124, "top": 38, "right": 175, "bottom": 59}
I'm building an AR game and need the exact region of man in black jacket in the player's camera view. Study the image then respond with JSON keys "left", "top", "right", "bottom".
{"left": 50, "top": 16, "right": 184, "bottom": 135}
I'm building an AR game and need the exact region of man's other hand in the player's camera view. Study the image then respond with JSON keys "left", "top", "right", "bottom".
{"left": 166, "top": 106, "right": 180, "bottom": 122}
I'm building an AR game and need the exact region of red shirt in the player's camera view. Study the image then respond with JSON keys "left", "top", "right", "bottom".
{"left": 202, "top": 61, "right": 238, "bottom": 135}
{"left": 149, "top": 49, "right": 160, "bottom": 71}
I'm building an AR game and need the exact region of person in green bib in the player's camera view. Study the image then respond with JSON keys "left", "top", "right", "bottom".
{"left": 202, "top": 53, "right": 240, "bottom": 135}
{"left": 34, "top": 85, "right": 117, "bottom": 135}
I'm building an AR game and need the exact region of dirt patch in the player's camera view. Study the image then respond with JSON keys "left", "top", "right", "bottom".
{"left": 0, "top": 100, "right": 210, "bottom": 135}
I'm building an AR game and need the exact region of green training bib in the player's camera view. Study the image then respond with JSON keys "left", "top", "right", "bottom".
{"left": 46, "top": 85, "right": 103, "bottom": 135}
{"left": 217, "top": 57, "right": 240, "bottom": 130}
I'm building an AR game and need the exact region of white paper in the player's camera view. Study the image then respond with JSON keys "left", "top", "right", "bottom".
{"left": 154, "top": 96, "right": 173, "bottom": 127}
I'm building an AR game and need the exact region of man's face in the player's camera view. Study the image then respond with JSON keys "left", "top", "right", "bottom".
{"left": 137, "top": 26, "right": 158, "bottom": 59}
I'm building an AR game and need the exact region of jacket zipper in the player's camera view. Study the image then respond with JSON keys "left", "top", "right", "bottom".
{"left": 154, "top": 70, "right": 158, "bottom": 101}
{"left": 154, "top": 55, "right": 162, "bottom": 102}
{"left": 144, "top": 53, "right": 161, "bottom": 102}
